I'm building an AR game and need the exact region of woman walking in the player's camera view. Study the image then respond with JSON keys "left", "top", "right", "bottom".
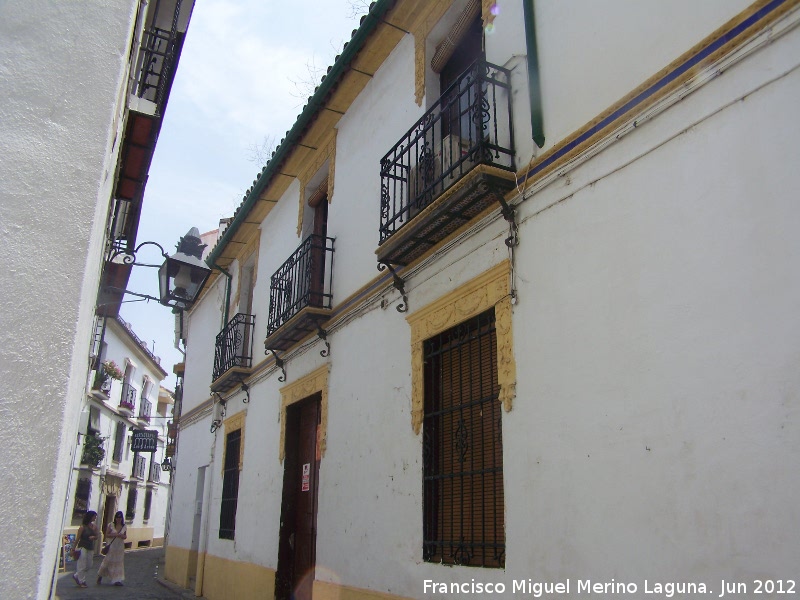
{"left": 73, "top": 511, "right": 98, "bottom": 588}
{"left": 97, "top": 511, "right": 127, "bottom": 586}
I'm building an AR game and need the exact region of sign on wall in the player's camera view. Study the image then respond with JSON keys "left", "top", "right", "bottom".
{"left": 131, "top": 429, "right": 158, "bottom": 453}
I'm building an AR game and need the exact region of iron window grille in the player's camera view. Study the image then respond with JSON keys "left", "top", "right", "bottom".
{"left": 219, "top": 428, "right": 241, "bottom": 540}
{"left": 72, "top": 477, "right": 92, "bottom": 522}
{"left": 213, "top": 313, "right": 256, "bottom": 381}
{"left": 126, "top": 487, "right": 138, "bottom": 521}
{"left": 422, "top": 308, "right": 505, "bottom": 568}
{"left": 267, "top": 234, "right": 335, "bottom": 336}
{"left": 379, "top": 59, "right": 514, "bottom": 244}
{"left": 112, "top": 421, "right": 126, "bottom": 463}
{"left": 144, "top": 490, "right": 153, "bottom": 522}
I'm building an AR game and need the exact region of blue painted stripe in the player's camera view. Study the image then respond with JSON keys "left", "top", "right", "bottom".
{"left": 516, "top": 0, "right": 787, "bottom": 186}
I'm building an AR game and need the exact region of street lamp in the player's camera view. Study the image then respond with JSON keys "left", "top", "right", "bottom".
{"left": 105, "top": 227, "right": 212, "bottom": 310}
{"left": 158, "top": 227, "right": 212, "bottom": 309}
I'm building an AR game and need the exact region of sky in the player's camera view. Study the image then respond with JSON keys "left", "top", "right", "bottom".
{"left": 120, "top": 0, "right": 371, "bottom": 387}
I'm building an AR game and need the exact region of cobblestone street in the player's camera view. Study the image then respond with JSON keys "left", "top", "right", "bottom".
{"left": 55, "top": 547, "right": 200, "bottom": 600}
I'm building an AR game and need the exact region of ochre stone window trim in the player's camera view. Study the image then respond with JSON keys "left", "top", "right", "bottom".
{"left": 222, "top": 410, "right": 246, "bottom": 473}
{"left": 297, "top": 131, "right": 337, "bottom": 236}
{"left": 412, "top": 0, "right": 496, "bottom": 106}
{"left": 278, "top": 364, "right": 329, "bottom": 462}
{"left": 406, "top": 260, "right": 515, "bottom": 434}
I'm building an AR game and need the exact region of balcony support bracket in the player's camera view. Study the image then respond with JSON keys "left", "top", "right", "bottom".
{"left": 268, "top": 350, "right": 287, "bottom": 382}
{"left": 378, "top": 261, "right": 408, "bottom": 313}
{"left": 317, "top": 327, "right": 330, "bottom": 357}
{"left": 241, "top": 383, "right": 250, "bottom": 404}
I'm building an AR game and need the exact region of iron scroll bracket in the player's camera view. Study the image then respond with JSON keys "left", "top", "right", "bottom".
{"left": 240, "top": 382, "right": 250, "bottom": 404}
{"left": 317, "top": 326, "right": 330, "bottom": 357}
{"left": 378, "top": 261, "right": 408, "bottom": 313}
{"left": 268, "top": 350, "right": 286, "bottom": 382}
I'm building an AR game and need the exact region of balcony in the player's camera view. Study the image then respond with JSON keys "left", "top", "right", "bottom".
{"left": 148, "top": 463, "right": 161, "bottom": 485}
{"left": 211, "top": 313, "right": 256, "bottom": 393}
{"left": 378, "top": 59, "right": 516, "bottom": 267}
{"left": 132, "top": 454, "right": 147, "bottom": 480}
{"left": 138, "top": 398, "right": 152, "bottom": 424}
{"left": 119, "top": 383, "right": 137, "bottom": 415}
{"left": 264, "top": 235, "right": 335, "bottom": 353}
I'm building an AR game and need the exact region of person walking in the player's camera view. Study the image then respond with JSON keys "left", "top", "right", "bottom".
{"left": 96, "top": 511, "right": 127, "bottom": 586}
{"left": 73, "top": 511, "right": 98, "bottom": 588}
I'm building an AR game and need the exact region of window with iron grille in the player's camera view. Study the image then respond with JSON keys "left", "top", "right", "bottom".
{"left": 422, "top": 309, "right": 505, "bottom": 568}
{"left": 126, "top": 487, "right": 138, "bottom": 521}
{"left": 71, "top": 477, "right": 92, "bottom": 522}
{"left": 112, "top": 421, "right": 126, "bottom": 463}
{"left": 144, "top": 490, "right": 152, "bottom": 521}
{"left": 219, "top": 428, "right": 241, "bottom": 540}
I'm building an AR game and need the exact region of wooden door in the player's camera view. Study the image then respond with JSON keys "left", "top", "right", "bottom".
{"left": 276, "top": 394, "right": 321, "bottom": 600}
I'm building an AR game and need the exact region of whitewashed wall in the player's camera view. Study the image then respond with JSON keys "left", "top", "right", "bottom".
{"left": 172, "top": 2, "right": 800, "bottom": 597}
{"left": 534, "top": 0, "right": 752, "bottom": 151}
{"left": 0, "top": 1, "right": 139, "bottom": 598}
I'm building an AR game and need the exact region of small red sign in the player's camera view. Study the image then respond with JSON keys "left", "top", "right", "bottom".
{"left": 301, "top": 463, "right": 310, "bottom": 492}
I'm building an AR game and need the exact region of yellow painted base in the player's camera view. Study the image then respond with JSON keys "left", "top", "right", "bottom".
{"left": 315, "top": 580, "right": 414, "bottom": 600}
{"left": 164, "top": 545, "right": 196, "bottom": 590}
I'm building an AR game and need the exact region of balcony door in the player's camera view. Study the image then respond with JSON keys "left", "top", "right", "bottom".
{"left": 308, "top": 194, "right": 328, "bottom": 309}
{"left": 440, "top": 15, "right": 483, "bottom": 144}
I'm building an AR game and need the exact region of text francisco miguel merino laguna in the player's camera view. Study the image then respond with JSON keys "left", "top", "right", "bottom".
{"left": 422, "top": 578, "right": 788, "bottom": 597}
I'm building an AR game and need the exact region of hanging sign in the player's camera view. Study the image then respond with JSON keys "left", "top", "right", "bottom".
{"left": 131, "top": 429, "right": 158, "bottom": 453}
{"left": 301, "top": 463, "right": 311, "bottom": 492}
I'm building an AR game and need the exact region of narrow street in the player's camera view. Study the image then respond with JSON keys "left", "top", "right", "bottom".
{"left": 55, "top": 547, "right": 200, "bottom": 600}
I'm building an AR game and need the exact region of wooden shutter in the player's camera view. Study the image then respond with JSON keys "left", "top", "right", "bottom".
{"left": 423, "top": 309, "right": 504, "bottom": 568}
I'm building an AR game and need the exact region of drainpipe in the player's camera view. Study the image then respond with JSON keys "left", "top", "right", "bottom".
{"left": 523, "top": 0, "right": 545, "bottom": 148}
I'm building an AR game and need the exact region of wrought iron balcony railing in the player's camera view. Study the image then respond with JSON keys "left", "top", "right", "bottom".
{"left": 267, "top": 234, "right": 335, "bottom": 338}
{"left": 138, "top": 399, "right": 152, "bottom": 423}
{"left": 213, "top": 313, "right": 256, "bottom": 382}
{"left": 132, "top": 0, "right": 184, "bottom": 117}
{"left": 379, "top": 59, "right": 514, "bottom": 257}
{"left": 132, "top": 454, "right": 147, "bottom": 480}
{"left": 120, "top": 383, "right": 137, "bottom": 413}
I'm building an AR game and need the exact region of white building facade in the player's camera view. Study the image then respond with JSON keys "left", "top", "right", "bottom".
{"left": 166, "top": 1, "right": 800, "bottom": 599}
{"left": 63, "top": 315, "right": 173, "bottom": 557}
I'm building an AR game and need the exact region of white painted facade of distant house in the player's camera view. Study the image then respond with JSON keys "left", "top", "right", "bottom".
{"left": 166, "top": 1, "right": 800, "bottom": 599}
{"left": 63, "top": 316, "right": 173, "bottom": 556}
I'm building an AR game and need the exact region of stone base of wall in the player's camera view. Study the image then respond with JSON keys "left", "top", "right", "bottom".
{"left": 164, "top": 545, "right": 412, "bottom": 600}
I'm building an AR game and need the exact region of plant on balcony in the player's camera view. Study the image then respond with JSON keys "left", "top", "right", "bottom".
{"left": 81, "top": 434, "right": 106, "bottom": 468}
{"left": 92, "top": 360, "right": 124, "bottom": 391}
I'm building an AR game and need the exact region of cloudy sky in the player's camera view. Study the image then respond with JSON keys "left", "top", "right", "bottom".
{"left": 121, "top": 0, "right": 370, "bottom": 383}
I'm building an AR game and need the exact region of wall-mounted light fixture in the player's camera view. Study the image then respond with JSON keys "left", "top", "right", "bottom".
{"left": 104, "top": 227, "right": 212, "bottom": 310}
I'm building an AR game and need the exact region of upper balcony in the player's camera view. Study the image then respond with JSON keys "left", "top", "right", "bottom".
{"left": 119, "top": 383, "right": 137, "bottom": 415}
{"left": 264, "top": 234, "right": 335, "bottom": 353}
{"left": 211, "top": 313, "right": 256, "bottom": 393}
{"left": 138, "top": 398, "right": 152, "bottom": 425}
{"left": 377, "top": 59, "right": 516, "bottom": 267}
